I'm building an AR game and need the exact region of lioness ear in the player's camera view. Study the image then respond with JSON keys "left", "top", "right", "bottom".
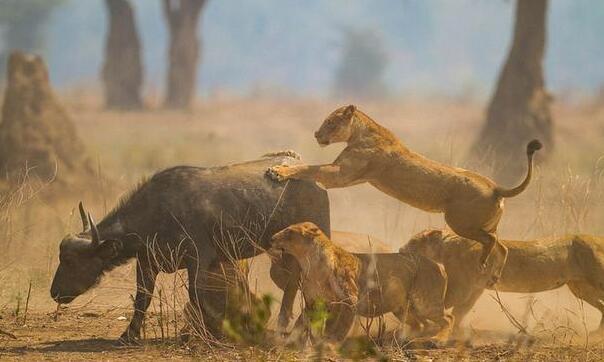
{"left": 96, "top": 240, "right": 123, "bottom": 260}
{"left": 343, "top": 104, "right": 356, "bottom": 118}
{"left": 301, "top": 224, "right": 323, "bottom": 239}
{"left": 425, "top": 229, "right": 443, "bottom": 241}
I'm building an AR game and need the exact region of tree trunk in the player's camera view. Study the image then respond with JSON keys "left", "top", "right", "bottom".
{"left": 102, "top": 0, "right": 143, "bottom": 109}
{"left": 162, "top": 0, "right": 206, "bottom": 109}
{"left": 471, "top": 0, "right": 553, "bottom": 184}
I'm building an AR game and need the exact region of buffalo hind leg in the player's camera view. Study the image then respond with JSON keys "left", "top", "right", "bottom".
{"left": 119, "top": 257, "right": 158, "bottom": 345}
{"left": 183, "top": 246, "right": 220, "bottom": 342}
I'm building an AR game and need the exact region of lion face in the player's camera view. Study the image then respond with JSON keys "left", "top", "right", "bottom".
{"left": 314, "top": 105, "right": 357, "bottom": 146}
{"left": 270, "top": 222, "right": 324, "bottom": 258}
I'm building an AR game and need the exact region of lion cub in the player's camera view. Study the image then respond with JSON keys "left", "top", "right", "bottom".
{"left": 270, "top": 222, "right": 453, "bottom": 345}
{"left": 267, "top": 105, "right": 542, "bottom": 268}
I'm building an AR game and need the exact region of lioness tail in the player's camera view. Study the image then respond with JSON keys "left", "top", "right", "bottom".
{"left": 496, "top": 139, "right": 542, "bottom": 198}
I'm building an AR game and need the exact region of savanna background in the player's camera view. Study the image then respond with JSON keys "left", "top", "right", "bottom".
{"left": 0, "top": 0, "right": 603, "bottom": 360}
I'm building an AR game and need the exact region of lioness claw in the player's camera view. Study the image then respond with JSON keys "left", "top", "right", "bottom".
{"left": 266, "top": 167, "right": 286, "bottom": 182}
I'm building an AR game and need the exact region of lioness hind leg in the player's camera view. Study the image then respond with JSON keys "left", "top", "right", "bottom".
{"left": 444, "top": 203, "right": 503, "bottom": 270}
{"left": 568, "top": 281, "right": 604, "bottom": 335}
{"left": 450, "top": 227, "right": 498, "bottom": 270}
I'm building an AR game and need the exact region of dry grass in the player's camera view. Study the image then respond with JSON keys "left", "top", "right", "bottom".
{"left": 0, "top": 95, "right": 603, "bottom": 360}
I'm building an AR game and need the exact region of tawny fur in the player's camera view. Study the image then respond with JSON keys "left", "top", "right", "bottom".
{"left": 270, "top": 230, "right": 391, "bottom": 333}
{"left": 403, "top": 229, "right": 604, "bottom": 337}
{"left": 270, "top": 222, "right": 452, "bottom": 344}
{"left": 267, "top": 104, "right": 541, "bottom": 268}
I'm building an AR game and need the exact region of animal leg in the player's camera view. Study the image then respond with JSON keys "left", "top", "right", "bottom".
{"left": 119, "top": 257, "right": 158, "bottom": 345}
{"left": 184, "top": 247, "right": 220, "bottom": 340}
{"left": 266, "top": 150, "right": 369, "bottom": 189}
{"left": 451, "top": 227, "right": 499, "bottom": 270}
{"left": 450, "top": 290, "right": 484, "bottom": 340}
{"left": 410, "top": 266, "right": 453, "bottom": 344}
{"left": 270, "top": 254, "right": 300, "bottom": 333}
{"left": 324, "top": 304, "right": 355, "bottom": 343}
{"left": 287, "top": 304, "right": 312, "bottom": 347}
{"left": 568, "top": 281, "right": 604, "bottom": 336}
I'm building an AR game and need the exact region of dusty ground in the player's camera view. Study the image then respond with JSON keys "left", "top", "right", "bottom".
{"left": 2, "top": 307, "right": 604, "bottom": 361}
{"left": 1, "top": 96, "right": 604, "bottom": 360}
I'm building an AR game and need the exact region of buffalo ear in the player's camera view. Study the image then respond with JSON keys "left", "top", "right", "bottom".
{"left": 343, "top": 104, "right": 356, "bottom": 118}
{"left": 96, "top": 240, "right": 123, "bottom": 260}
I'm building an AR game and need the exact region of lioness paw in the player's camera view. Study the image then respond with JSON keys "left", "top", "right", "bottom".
{"left": 266, "top": 166, "right": 289, "bottom": 182}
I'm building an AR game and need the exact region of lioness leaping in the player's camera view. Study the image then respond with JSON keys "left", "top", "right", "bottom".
{"left": 403, "top": 229, "right": 604, "bottom": 337}
{"left": 267, "top": 105, "right": 542, "bottom": 268}
{"left": 269, "top": 222, "right": 453, "bottom": 345}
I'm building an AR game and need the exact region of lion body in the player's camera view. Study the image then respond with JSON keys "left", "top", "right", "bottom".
{"left": 402, "top": 229, "right": 604, "bottom": 335}
{"left": 267, "top": 105, "right": 541, "bottom": 267}
{"left": 271, "top": 222, "right": 452, "bottom": 343}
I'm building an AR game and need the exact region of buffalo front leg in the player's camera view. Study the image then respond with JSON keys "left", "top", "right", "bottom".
{"left": 270, "top": 254, "right": 301, "bottom": 334}
{"left": 119, "top": 258, "right": 158, "bottom": 345}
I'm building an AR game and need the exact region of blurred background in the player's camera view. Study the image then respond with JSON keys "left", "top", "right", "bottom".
{"left": 1, "top": 1, "right": 603, "bottom": 98}
{"left": 0, "top": 0, "right": 603, "bottom": 354}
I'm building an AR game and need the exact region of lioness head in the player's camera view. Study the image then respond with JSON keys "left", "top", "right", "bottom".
{"left": 270, "top": 222, "right": 325, "bottom": 258}
{"left": 403, "top": 229, "right": 508, "bottom": 287}
{"left": 402, "top": 229, "right": 446, "bottom": 261}
{"left": 314, "top": 104, "right": 357, "bottom": 146}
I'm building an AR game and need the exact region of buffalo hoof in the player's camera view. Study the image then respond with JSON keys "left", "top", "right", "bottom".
{"left": 117, "top": 330, "right": 140, "bottom": 346}
{"left": 178, "top": 330, "right": 192, "bottom": 345}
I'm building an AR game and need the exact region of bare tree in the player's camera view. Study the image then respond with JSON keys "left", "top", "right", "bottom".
{"left": 162, "top": 0, "right": 207, "bottom": 109}
{"left": 471, "top": 0, "right": 553, "bottom": 184}
{"left": 102, "top": 0, "right": 144, "bottom": 109}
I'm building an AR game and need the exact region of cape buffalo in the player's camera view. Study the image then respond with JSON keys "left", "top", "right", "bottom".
{"left": 50, "top": 153, "right": 330, "bottom": 344}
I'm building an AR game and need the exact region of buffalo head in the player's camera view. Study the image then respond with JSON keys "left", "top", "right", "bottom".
{"left": 50, "top": 202, "right": 122, "bottom": 304}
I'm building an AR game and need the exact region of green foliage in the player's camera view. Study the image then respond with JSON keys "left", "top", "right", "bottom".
{"left": 222, "top": 291, "right": 273, "bottom": 345}
{"left": 307, "top": 299, "right": 329, "bottom": 337}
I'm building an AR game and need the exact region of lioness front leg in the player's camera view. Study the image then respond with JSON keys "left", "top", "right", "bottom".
{"left": 268, "top": 164, "right": 359, "bottom": 188}
{"left": 267, "top": 153, "right": 368, "bottom": 189}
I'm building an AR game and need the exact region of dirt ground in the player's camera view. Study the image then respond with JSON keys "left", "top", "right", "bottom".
{"left": 1, "top": 308, "right": 604, "bottom": 361}
{"left": 1, "top": 96, "right": 604, "bottom": 360}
